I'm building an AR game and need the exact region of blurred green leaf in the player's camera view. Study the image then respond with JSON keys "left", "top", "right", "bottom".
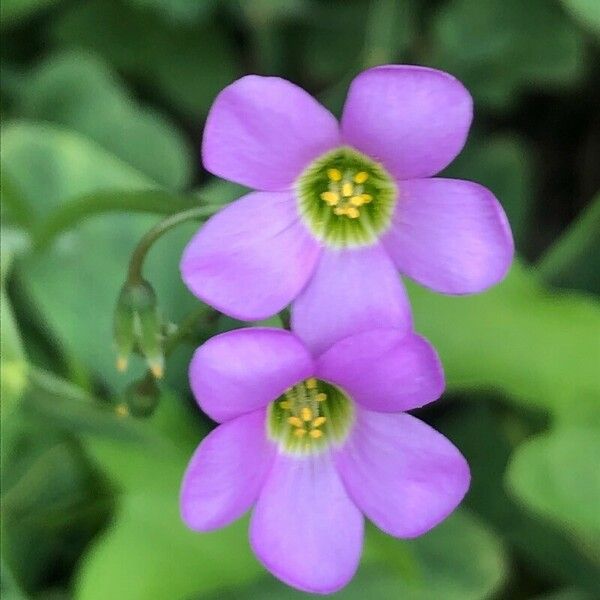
{"left": 0, "top": 0, "right": 60, "bottom": 27}
{"left": 18, "top": 51, "right": 193, "bottom": 189}
{"left": 75, "top": 399, "right": 263, "bottom": 600}
{"left": 127, "top": 0, "right": 217, "bottom": 23}
{"left": 506, "top": 427, "right": 600, "bottom": 544}
{"left": 443, "top": 135, "right": 533, "bottom": 247}
{"left": 1, "top": 121, "right": 204, "bottom": 390}
{"left": 437, "top": 402, "right": 600, "bottom": 593}
{"left": 408, "top": 261, "right": 600, "bottom": 422}
{"left": 430, "top": 0, "right": 586, "bottom": 109}
{"left": 53, "top": 0, "right": 240, "bottom": 118}
{"left": 365, "top": 510, "right": 507, "bottom": 600}
{"left": 561, "top": 0, "right": 600, "bottom": 36}
{"left": 1, "top": 411, "right": 111, "bottom": 593}
{"left": 0, "top": 249, "right": 27, "bottom": 418}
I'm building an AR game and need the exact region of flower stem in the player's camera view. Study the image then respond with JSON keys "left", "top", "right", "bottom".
{"left": 126, "top": 205, "right": 219, "bottom": 285}
{"left": 33, "top": 190, "right": 202, "bottom": 250}
{"left": 536, "top": 193, "right": 600, "bottom": 283}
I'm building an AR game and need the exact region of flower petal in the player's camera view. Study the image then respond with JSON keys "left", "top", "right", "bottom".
{"left": 202, "top": 75, "right": 340, "bottom": 190}
{"left": 291, "top": 245, "right": 412, "bottom": 356}
{"left": 180, "top": 409, "right": 274, "bottom": 531}
{"left": 250, "top": 453, "right": 363, "bottom": 594}
{"left": 181, "top": 191, "right": 321, "bottom": 320}
{"left": 315, "top": 329, "right": 444, "bottom": 412}
{"left": 335, "top": 410, "right": 470, "bottom": 538}
{"left": 341, "top": 65, "right": 473, "bottom": 179}
{"left": 382, "top": 178, "right": 514, "bottom": 294}
{"left": 189, "top": 328, "right": 314, "bottom": 423}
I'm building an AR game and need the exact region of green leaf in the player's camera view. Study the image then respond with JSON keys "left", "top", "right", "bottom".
{"left": 437, "top": 402, "right": 600, "bottom": 592}
{"left": 75, "top": 399, "right": 263, "bottom": 600}
{"left": 1, "top": 121, "right": 199, "bottom": 390}
{"left": 506, "top": 427, "right": 600, "bottom": 542}
{"left": 18, "top": 51, "right": 192, "bottom": 189}
{"left": 1, "top": 410, "right": 112, "bottom": 593}
{"left": 0, "top": 0, "right": 60, "bottom": 27}
{"left": 365, "top": 510, "right": 507, "bottom": 600}
{"left": 430, "top": 0, "right": 586, "bottom": 109}
{"left": 561, "top": 0, "right": 600, "bottom": 36}
{"left": 52, "top": 0, "right": 240, "bottom": 118}
{"left": 127, "top": 0, "right": 217, "bottom": 23}
{"left": 408, "top": 261, "right": 600, "bottom": 422}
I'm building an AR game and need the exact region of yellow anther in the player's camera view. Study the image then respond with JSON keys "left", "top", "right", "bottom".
{"left": 349, "top": 195, "right": 365, "bottom": 207}
{"left": 309, "top": 429, "right": 323, "bottom": 439}
{"left": 288, "top": 416, "right": 303, "bottom": 427}
{"left": 361, "top": 193, "right": 373, "bottom": 203}
{"left": 320, "top": 191, "right": 340, "bottom": 205}
{"left": 306, "top": 378, "right": 317, "bottom": 389}
{"left": 294, "top": 428, "right": 307, "bottom": 437}
{"left": 346, "top": 207, "right": 360, "bottom": 219}
{"left": 279, "top": 400, "right": 292, "bottom": 410}
{"left": 333, "top": 206, "right": 347, "bottom": 216}
{"left": 116, "top": 356, "right": 128, "bottom": 372}
{"left": 327, "top": 168, "right": 342, "bottom": 182}
{"left": 315, "top": 393, "right": 327, "bottom": 402}
{"left": 312, "top": 416, "right": 326, "bottom": 428}
{"left": 115, "top": 404, "right": 129, "bottom": 417}
{"left": 354, "top": 171, "right": 369, "bottom": 184}
{"left": 301, "top": 407, "right": 313, "bottom": 422}
{"left": 342, "top": 182, "right": 354, "bottom": 197}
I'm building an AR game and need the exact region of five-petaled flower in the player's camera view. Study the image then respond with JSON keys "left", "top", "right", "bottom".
{"left": 181, "top": 65, "right": 514, "bottom": 354}
{"left": 180, "top": 327, "right": 470, "bottom": 594}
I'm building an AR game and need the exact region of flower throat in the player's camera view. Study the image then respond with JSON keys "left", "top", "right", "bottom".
{"left": 296, "top": 146, "right": 397, "bottom": 248}
{"left": 267, "top": 378, "right": 354, "bottom": 455}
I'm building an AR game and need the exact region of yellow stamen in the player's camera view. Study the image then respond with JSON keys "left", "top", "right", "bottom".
{"left": 279, "top": 400, "right": 292, "bottom": 410}
{"left": 312, "top": 416, "right": 326, "bottom": 428}
{"left": 320, "top": 191, "right": 340, "bottom": 205}
{"left": 306, "top": 378, "right": 317, "bottom": 389}
{"left": 346, "top": 207, "right": 360, "bottom": 219}
{"left": 150, "top": 361, "right": 164, "bottom": 379}
{"left": 361, "top": 193, "right": 373, "bottom": 203}
{"left": 288, "top": 416, "right": 303, "bottom": 427}
{"left": 349, "top": 195, "right": 365, "bottom": 207}
{"left": 333, "top": 206, "right": 347, "bottom": 216}
{"left": 301, "top": 407, "right": 313, "bottom": 422}
{"left": 309, "top": 429, "right": 323, "bottom": 439}
{"left": 342, "top": 182, "right": 354, "bottom": 197}
{"left": 115, "top": 404, "right": 129, "bottom": 417}
{"left": 294, "top": 428, "right": 307, "bottom": 437}
{"left": 327, "top": 168, "right": 342, "bottom": 181}
{"left": 116, "top": 356, "right": 128, "bottom": 372}
{"left": 315, "top": 393, "right": 327, "bottom": 402}
{"left": 354, "top": 171, "right": 369, "bottom": 183}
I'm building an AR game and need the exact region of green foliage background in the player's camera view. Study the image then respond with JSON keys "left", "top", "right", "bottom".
{"left": 1, "top": 0, "right": 599, "bottom": 598}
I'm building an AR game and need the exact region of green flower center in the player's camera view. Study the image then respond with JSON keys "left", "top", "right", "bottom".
{"left": 267, "top": 377, "right": 354, "bottom": 455}
{"left": 296, "top": 146, "right": 397, "bottom": 247}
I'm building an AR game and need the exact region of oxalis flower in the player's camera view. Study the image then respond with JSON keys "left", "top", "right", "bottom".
{"left": 181, "top": 65, "right": 514, "bottom": 353}
{"left": 180, "top": 327, "right": 470, "bottom": 594}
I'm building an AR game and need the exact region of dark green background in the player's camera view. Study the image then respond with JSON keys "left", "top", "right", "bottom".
{"left": 1, "top": 1, "right": 599, "bottom": 599}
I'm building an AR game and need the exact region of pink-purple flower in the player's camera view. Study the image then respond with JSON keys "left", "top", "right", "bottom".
{"left": 181, "top": 65, "right": 514, "bottom": 354}
{"left": 180, "top": 327, "right": 470, "bottom": 594}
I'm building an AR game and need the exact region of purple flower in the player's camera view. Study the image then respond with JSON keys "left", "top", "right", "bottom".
{"left": 181, "top": 65, "right": 514, "bottom": 353}
{"left": 180, "top": 327, "right": 470, "bottom": 594}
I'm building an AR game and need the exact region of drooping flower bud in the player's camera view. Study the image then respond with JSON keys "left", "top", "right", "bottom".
{"left": 123, "top": 375, "right": 160, "bottom": 418}
{"left": 114, "top": 280, "right": 164, "bottom": 378}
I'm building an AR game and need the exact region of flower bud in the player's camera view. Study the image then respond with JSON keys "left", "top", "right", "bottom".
{"left": 123, "top": 375, "right": 160, "bottom": 418}
{"left": 114, "top": 280, "right": 164, "bottom": 378}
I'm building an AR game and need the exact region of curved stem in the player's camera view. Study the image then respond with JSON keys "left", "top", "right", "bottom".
{"left": 536, "top": 193, "right": 600, "bottom": 282}
{"left": 127, "top": 205, "right": 219, "bottom": 284}
{"left": 33, "top": 190, "right": 203, "bottom": 249}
